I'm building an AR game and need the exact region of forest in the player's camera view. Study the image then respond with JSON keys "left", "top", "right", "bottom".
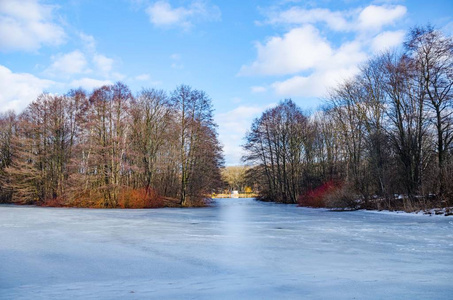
{"left": 0, "top": 84, "right": 223, "bottom": 208}
{"left": 243, "top": 26, "right": 453, "bottom": 211}
{"left": 0, "top": 25, "right": 452, "bottom": 211}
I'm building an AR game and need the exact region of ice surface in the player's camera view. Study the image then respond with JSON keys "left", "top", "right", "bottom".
{"left": 1, "top": 198, "right": 452, "bottom": 299}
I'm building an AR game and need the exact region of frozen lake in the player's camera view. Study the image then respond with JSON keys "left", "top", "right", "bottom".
{"left": 1, "top": 198, "right": 452, "bottom": 299}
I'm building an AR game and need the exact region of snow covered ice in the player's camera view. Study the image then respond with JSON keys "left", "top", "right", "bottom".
{"left": 1, "top": 198, "right": 452, "bottom": 299}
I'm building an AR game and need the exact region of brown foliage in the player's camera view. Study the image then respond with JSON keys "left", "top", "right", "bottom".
{"left": 40, "top": 197, "right": 66, "bottom": 207}
{"left": 1, "top": 82, "right": 223, "bottom": 208}
{"left": 118, "top": 188, "right": 164, "bottom": 209}
{"left": 323, "top": 184, "right": 358, "bottom": 210}
{"left": 71, "top": 192, "right": 104, "bottom": 208}
{"left": 182, "top": 196, "right": 210, "bottom": 207}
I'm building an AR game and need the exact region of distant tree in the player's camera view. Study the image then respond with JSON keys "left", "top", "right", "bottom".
{"left": 221, "top": 166, "right": 248, "bottom": 191}
{"left": 243, "top": 99, "right": 310, "bottom": 203}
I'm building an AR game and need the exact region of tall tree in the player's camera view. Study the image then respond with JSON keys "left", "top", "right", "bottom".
{"left": 130, "top": 89, "right": 172, "bottom": 192}
{"left": 243, "top": 99, "right": 310, "bottom": 203}
{"left": 170, "top": 85, "right": 221, "bottom": 205}
{"left": 382, "top": 52, "right": 430, "bottom": 205}
{"left": 405, "top": 25, "right": 453, "bottom": 197}
{"left": 328, "top": 80, "right": 370, "bottom": 200}
{"left": 0, "top": 111, "right": 16, "bottom": 202}
{"left": 86, "top": 82, "right": 132, "bottom": 207}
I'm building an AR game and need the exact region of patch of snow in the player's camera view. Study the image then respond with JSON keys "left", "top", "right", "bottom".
{"left": 363, "top": 207, "right": 453, "bottom": 217}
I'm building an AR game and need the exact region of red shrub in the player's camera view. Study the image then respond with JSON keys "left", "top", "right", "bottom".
{"left": 298, "top": 180, "right": 340, "bottom": 208}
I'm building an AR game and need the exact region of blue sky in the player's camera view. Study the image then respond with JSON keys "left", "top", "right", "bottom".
{"left": 1, "top": 0, "right": 452, "bottom": 165}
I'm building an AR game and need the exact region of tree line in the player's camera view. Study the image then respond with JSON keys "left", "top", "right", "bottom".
{"left": 243, "top": 25, "right": 453, "bottom": 211}
{"left": 0, "top": 84, "right": 223, "bottom": 207}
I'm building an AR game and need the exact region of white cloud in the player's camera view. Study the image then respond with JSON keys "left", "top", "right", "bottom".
{"left": 327, "top": 41, "right": 368, "bottom": 69}
{"left": 147, "top": 1, "right": 185, "bottom": 26}
{"left": 251, "top": 86, "right": 267, "bottom": 93}
{"left": 358, "top": 5, "right": 406, "bottom": 31}
{"left": 242, "top": 3, "right": 406, "bottom": 98}
{"left": 0, "top": 0, "right": 65, "bottom": 52}
{"left": 79, "top": 32, "right": 96, "bottom": 52}
{"left": 239, "top": 25, "right": 332, "bottom": 76}
{"left": 135, "top": 73, "right": 150, "bottom": 81}
{"left": 240, "top": 23, "right": 368, "bottom": 97}
{"left": 43, "top": 35, "right": 119, "bottom": 80}
{"left": 69, "top": 78, "right": 112, "bottom": 91}
{"left": 272, "top": 40, "right": 366, "bottom": 97}
{"left": 262, "top": 4, "right": 407, "bottom": 33}
{"left": 255, "top": 36, "right": 365, "bottom": 97}
{"left": 264, "top": 7, "right": 351, "bottom": 31}
{"left": 371, "top": 30, "right": 405, "bottom": 53}
{"left": 272, "top": 66, "right": 359, "bottom": 98}
{"left": 0, "top": 65, "right": 55, "bottom": 112}
{"left": 45, "top": 50, "right": 89, "bottom": 76}
{"left": 215, "top": 105, "right": 266, "bottom": 165}
{"left": 146, "top": 0, "right": 220, "bottom": 29}
{"left": 93, "top": 54, "right": 114, "bottom": 75}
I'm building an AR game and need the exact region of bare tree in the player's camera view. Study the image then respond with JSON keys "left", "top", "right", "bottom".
{"left": 0, "top": 82, "right": 224, "bottom": 207}
{"left": 171, "top": 85, "right": 221, "bottom": 205}
{"left": 221, "top": 166, "right": 248, "bottom": 191}
{"left": 405, "top": 25, "right": 453, "bottom": 198}
{"left": 0, "top": 111, "right": 16, "bottom": 202}
{"left": 130, "top": 89, "right": 172, "bottom": 192}
{"left": 382, "top": 52, "right": 431, "bottom": 207}
{"left": 243, "top": 99, "right": 310, "bottom": 203}
{"left": 327, "top": 80, "right": 371, "bottom": 201}
{"left": 85, "top": 83, "right": 132, "bottom": 207}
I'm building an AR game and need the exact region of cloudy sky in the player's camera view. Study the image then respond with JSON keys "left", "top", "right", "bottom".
{"left": 1, "top": 0, "right": 452, "bottom": 165}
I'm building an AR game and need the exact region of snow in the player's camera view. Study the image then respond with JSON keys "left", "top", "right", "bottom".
{"left": 363, "top": 207, "right": 453, "bottom": 217}
{"left": 1, "top": 198, "right": 452, "bottom": 299}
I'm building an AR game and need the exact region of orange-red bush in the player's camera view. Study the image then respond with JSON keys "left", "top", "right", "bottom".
{"left": 118, "top": 187, "right": 164, "bottom": 208}
{"left": 37, "top": 188, "right": 165, "bottom": 208}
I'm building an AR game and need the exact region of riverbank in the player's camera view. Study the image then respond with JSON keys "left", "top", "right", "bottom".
{"left": 362, "top": 207, "right": 453, "bottom": 217}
